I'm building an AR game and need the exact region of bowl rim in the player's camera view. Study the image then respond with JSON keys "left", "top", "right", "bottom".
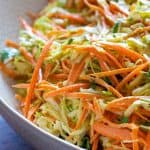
{"left": 0, "top": 97, "right": 83, "bottom": 150}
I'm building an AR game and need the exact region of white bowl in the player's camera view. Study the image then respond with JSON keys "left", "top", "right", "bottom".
{"left": 0, "top": 1, "right": 80, "bottom": 150}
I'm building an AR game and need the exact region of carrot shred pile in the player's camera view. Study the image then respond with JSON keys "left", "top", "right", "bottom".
{"left": 1, "top": 0, "right": 150, "bottom": 149}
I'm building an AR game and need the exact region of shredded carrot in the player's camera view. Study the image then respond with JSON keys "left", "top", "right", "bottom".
{"left": 67, "top": 92, "right": 100, "bottom": 99}
{"left": 5, "top": 40, "right": 19, "bottom": 49}
{"left": 24, "top": 39, "right": 54, "bottom": 117}
{"left": 64, "top": 45, "right": 109, "bottom": 64}
{"left": 75, "top": 107, "right": 88, "bottom": 129}
{"left": 49, "top": 73, "right": 68, "bottom": 80}
{"left": 98, "top": 60, "right": 119, "bottom": 86}
{"left": 102, "top": 117, "right": 133, "bottom": 129}
{"left": 0, "top": 62, "right": 18, "bottom": 78}
{"left": 67, "top": 56, "right": 87, "bottom": 84}
{"left": 61, "top": 61, "right": 70, "bottom": 73}
{"left": 93, "top": 98, "right": 103, "bottom": 118}
{"left": 27, "top": 102, "right": 41, "bottom": 121}
{"left": 6, "top": 40, "right": 35, "bottom": 64}
{"left": 109, "top": 1, "right": 129, "bottom": 16}
{"left": 44, "top": 83, "right": 89, "bottom": 98}
{"left": 43, "top": 63, "right": 52, "bottom": 80}
{"left": 106, "top": 96, "right": 142, "bottom": 110}
{"left": 13, "top": 82, "right": 57, "bottom": 91}
{"left": 104, "top": 51, "right": 123, "bottom": 69}
{"left": 90, "top": 133, "right": 99, "bottom": 144}
{"left": 50, "top": 12, "right": 86, "bottom": 24}
{"left": 146, "top": 131, "right": 150, "bottom": 150}
{"left": 135, "top": 112, "right": 149, "bottom": 122}
{"left": 1, "top": 1, "right": 150, "bottom": 149}
{"left": 84, "top": 0, "right": 114, "bottom": 26}
{"left": 92, "top": 133, "right": 99, "bottom": 150}
{"left": 88, "top": 66, "right": 136, "bottom": 78}
{"left": 12, "top": 83, "right": 29, "bottom": 89}
{"left": 93, "top": 122, "right": 132, "bottom": 141}
{"left": 98, "top": 57, "right": 107, "bottom": 71}
{"left": 19, "top": 47, "right": 35, "bottom": 65}
{"left": 100, "top": 41, "right": 146, "bottom": 62}
{"left": 139, "top": 108, "right": 150, "bottom": 118}
{"left": 125, "top": 26, "right": 150, "bottom": 39}
{"left": 82, "top": 75, "right": 123, "bottom": 98}
{"left": 19, "top": 17, "right": 47, "bottom": 40}
{"left": 116, "top": 62, "right": 149, "bottom": 91}
{"left": 131, "top": 126, "right": 139, "bottom": 150}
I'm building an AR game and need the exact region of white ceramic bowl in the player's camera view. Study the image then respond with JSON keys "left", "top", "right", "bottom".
{"left": 0, "top": 1, "right": 81, "bottom": 150}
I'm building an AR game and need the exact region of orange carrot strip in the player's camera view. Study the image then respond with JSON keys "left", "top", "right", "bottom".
{"left": 83, "top": 101, "right": 95, "bottom": 112}
{"left": 49, "top": 73, "right": 68, "bottom": 80}
{"left": 93, "top": 98, "right": 103, "bottom": 118}
{"left": 125, "top": 26, "right": 150, "bottom": 39}
{"left": 98, "top": 58, "right": 120, "bottom": 84}
{"left": 44, "top": 83, "right": 89, "bottom": 98}
{"left": 13, "top": 83, "right": 57, "bottom": 91}
{"left": 102, "top": 117, "right": 133, "bottom": 129}
{"left": 116, "top": 62, "right": 149, "bottom": 91}
{"left": 61, "top": 61, "right": 70, "bottom": 73}
{"left": 98, "top": 58, "right": 107, "bottom": 72}
{"left": 135, "top": 112, "right": 149, "bottom": 122}
{"left": 19, "top": 47, "right": 35, "bottom": 65}
{"left": 131, "top": 126, "right": 139, "bottom": 150}
{"left": 37, "top": 84, "right": 57, "bottom": 91}
{"left": 43, "top": 63, "right": 52, "bottom": 80}
{"left": 64, "top": 45, "right": 108, "bottom": 63}
{"left": 100, "top": 42, "right": 146, "bottom": 62}
{"left": 109, "top": 1, "right": 129, "bottom": 17}
{"left": 92, "top": 134, "right": 99, "bottom": 150}
{"left": 5, "top": 40, "right": 35, "bottom": 64}
{"left": 64, "top": 45, "right": 119, "bottom": 85}
{"left": 67, "top": 92, "right": 100, "bottom": 99}
{"left": 24, "top": 39, "right": 53, "bottom": 117}
{"left": 99, "top": 60, "right": 119, "bottom": 86}
{"left": 5, "top": 40, "right": 19, "bottom": 49}
{"left": 82, "top": 76, "right": 123, "bottom": 98}
{"left": 84, "top": 0, "right": 114, "bottom": 26}
{"left": 104, "top": 51, "right": 123, "bottom": 68}
{"left": 20, "top": 17, "right": 47, "bottom": 40}
{"left": 146, "top": 131, "right": 150, "bottom": 150}
{"left": 67, "top": 56, "right": 87, "bottom": 84}
{"left": 139, "top": 108, "right": 150, "bottom": 118}
{"left": 106, "top": 96, "right": 142, "bottom": 110}
{"left": 89, "top": 66, "right": 136, "bottom": 78}
{"left": 50, "top": 12, "right": 86, "bottom": 24}
{"left": 93, "top": 122, "right": 132, "bottom": 141}
{"left": 0, "top": 62, "right": 18, "bottom": 78}
{"left": 12, "top": 83, "right": 29, "bottom": 89}
{"left": 27, "top": 102, "right": 41, "bottom": 121}
{"left": 90, "top": 133, "right": 99, "bottom": 144}
{"left": 67, "top": 63, "right": 80, "bottom": 83}
{"left": 75, "top": 107, "right": 87, "bottom": 129}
